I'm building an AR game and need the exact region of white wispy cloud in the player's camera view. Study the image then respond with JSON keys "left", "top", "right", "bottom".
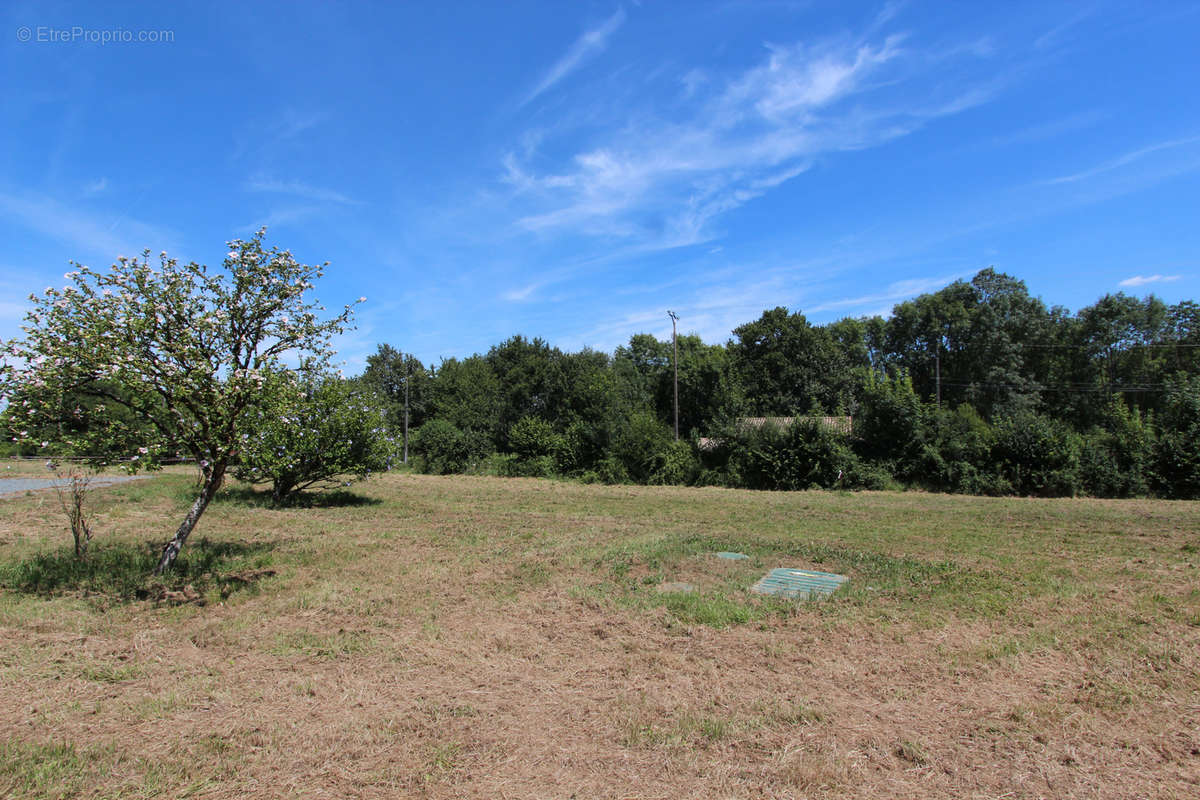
{"left": 503, "top": 26, "right": 993, "bottom": 252}
{"left": 807, "top": 273, "right": 968, "bottom": 314}
{"left": 1118, "top": 274, "right": 1181, "bottom": 288}
{"left": 521, "top": 8, "right": 627, "bottom": 108}
{"left": 1034, "top": 6, "right": 1096, "bottom": 50}
{"left": 502, "top": 282, "right": 541, "bottom": 302}
{"left": 82, "top": 177, "right": 108, "bottom": 196}
{"left": 236, "top": 206, "right": 321, "bottom": 233}
{"left": 244, "top": 176, "right": 360, "bottom": 205}
{"left": 990, "top": 109, "right": 1108, "bottom": 147}
{"left": 0, "top": 190, "right": 174, "bottom": 259}
{"left": 231, "top": 109, "right": 328, "bottom": 161}
{"left": 1045, "top": 135, "right": 1200, "bottom": 185}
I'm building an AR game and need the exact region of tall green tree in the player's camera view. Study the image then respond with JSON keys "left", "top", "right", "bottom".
{"left": 728, "top": 308, "right": 843, "bottom": 415}
{"left": 886, "top": 269, "right": 1054, "bottom": 415}
{"left": 427, "top": 355, "right": 503, "bottom": 443}
{"left": 612, "top": 333, "right": 737, "bottom": 437}
{"left": 485, "top": 335, "right": 568, "bottom": 444}
{"left": 359, "top": 343, "right": 431, "bottom": 460}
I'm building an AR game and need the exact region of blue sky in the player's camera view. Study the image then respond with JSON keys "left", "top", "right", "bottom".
{"left": 2, "top": 1, "right": 1198, "bottom": 369}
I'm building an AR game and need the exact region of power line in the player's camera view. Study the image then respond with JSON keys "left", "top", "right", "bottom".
{"left": 1020, "top": 343, "right": 1200, "bottom": 349}
{"left": 936, "top": 381, "right": 1171, "bottom": 393}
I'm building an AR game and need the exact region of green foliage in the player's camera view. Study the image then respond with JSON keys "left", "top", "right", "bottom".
{"left": 992, "top": 410, "right": 1082, "bottom": 497}
{"left": 609, "top": 410, "right": 676, "bottom": 484}
{"left": 650, "top": 439, "right": 700, "bottom": 486}
{"left": 556, "top": 419, "right": 602, "bottom": 475}
{"left": 580, "top": 456, "right": 630, "bottom": 485}
{"left": 613, "top": 333, "right": 738, "bottom": 437}
{"left": 1078, "top": 401, "right": 1153, "bottom": 497}
{"left": 428, "top": 356, "right": 503, "bottom": 443}
{"left": 496, "top": 454, "right": 558, "bottom": 478}
{"left": 501, "top": 416, "right": 565, "bottom": 478}
{"left": 920, "top": 404, "right": 1007, "bottom": 495}
{"left": 726, "top": 419, "right": 882, "bottom": 491}
{"left": 886, "top": 269, "right": 1053, "bottom": 416}
{"left": 853, "top": 374, "right": 927, "bottom": 480}
{"left": 339, "top": 269, "right": 1200, "bottom": 499}
{"left": 411, "top": 418, "right": 492, "bottom": 475}
{"left": 0, "top": 537, "right": 273, "bottom": 603}
{"left": 234, "top": 374, "right": 396, "bottom": 504}
{"left": 486, "top": 335, "right": 568, "bottom": 445}
{"left": 507, "top": 416, "right": 563, "bottom": 460}
{"left": 359, "top": 344, "right": 431, "bottom": 436}
{"left": 0, "top": 230, "right": 355, "bottom": 571}
{"left": 1, "top": 380, "right": 158, "bottom": 461}
{"left": 728, "top": 307, "right": 847, "bottom": 415}
{"left": 1153, "top": 374, "right": 1200, "bottom": 498}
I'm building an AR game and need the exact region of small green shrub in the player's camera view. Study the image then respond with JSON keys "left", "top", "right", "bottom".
{"left": 725, "top": 419, "right": 874, "bottom": 490}
{"left": 411, "top": 419, "right": 493, "bottom": 474}
{"left": 1152, "top": 374, "right": 1200, "bottom": 499}
{"left": 649, "top": 440, "right": 699, "bottom": 485}
{"left": 609, "top": 411, "right": 674, "bottom": 484}
{"left": 992, "top": 410, "right": 1082, "bottom": 497}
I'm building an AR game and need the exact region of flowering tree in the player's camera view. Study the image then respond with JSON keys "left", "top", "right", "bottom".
{"left": 234, "top": 373, "right": 396, "bottom": 504}
{"left": 0, "top": 230, "right": 358, "bottom": 573}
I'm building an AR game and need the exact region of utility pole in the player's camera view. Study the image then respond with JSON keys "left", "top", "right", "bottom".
{"left": 668, "top": 310, "right": 680, "bottom": 441}
{"left": 935, "top": 337, "right": 941, "bottom": 408}
{"left": 403, "top": 355, "right": 410, "bottom": 464}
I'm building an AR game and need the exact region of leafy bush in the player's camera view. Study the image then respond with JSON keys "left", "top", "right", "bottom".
{"left": 507, "top": 416, "right": 561, "bottom": 458}
{"left": 854, "top": 374, "right": 928, "bottom": 481}
{"left": 1152, "top": 374, "right": 1200, "bottom": 498}
{"left": 649, "top": 439, "right": 700, "bottom": 485}
{"left": 235, "top": 375, "right": 395, "bottom": 504}
{"left": 920, "top": 404, "right": 1007, "bottom": 494}
{"left": 991, "top": 410, "right": 1082, "bottom": 497}
{"left": 609, "top": 411, "right": 675, "bottom": 484}
{"left": 510, "top": 455, "right": 558, "bottom": 478}
{"left": 591, "top": 456, "right": 631, "bottom": 484}
{"left": 410, "top": 418, "right": 492, "bottom": 475}
{"left": 556, "top": 419, "right": 605, "bottom": 475}
{"left": 726, "top": 419, "right": 879, "bottom": 491}
{"left": 1078, "top": 401, "right": 1152, "bottom": 497}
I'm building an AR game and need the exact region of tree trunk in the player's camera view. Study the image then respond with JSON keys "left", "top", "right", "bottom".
{"left": 271, "top": 479, "right": 293, "bottom": 506}
{"left": 155, "top": 463, "right": 225, "bottom": 574}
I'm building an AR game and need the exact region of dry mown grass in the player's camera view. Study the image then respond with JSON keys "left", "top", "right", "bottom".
{"left": 1, "top": 471, "right": 1198, "bottom": 798}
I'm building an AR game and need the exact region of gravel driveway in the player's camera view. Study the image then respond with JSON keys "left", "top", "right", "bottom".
{"left": 0, "top": 475, "right": 149, "bottom": 498}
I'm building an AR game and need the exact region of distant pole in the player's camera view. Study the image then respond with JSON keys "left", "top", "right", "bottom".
{"left": 403, "top": 356, "right": 410, "bottom": 464}
{"left": 668, "top": 310, "right": 680, "bottom": 441}
{"left": 935, "top": 337, "right": 941, "bottom": 408}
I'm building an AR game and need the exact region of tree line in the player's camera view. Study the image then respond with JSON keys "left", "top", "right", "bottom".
{"left": 360, "top": 268, "right": 1200, "bottom": 498}
{"left": 3, "top": 239, "right": 1197, "bottom": 572}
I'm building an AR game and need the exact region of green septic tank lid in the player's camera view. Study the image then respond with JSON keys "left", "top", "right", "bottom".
{"left": 751, "top": 567, "right": 848, "bottom": 599}
{"left": 715, "top": 551, "right": 749, "bottom": 560}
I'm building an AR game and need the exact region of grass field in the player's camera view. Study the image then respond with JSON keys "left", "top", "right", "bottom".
{"left": 1, "top": 469, "right": 1198, "bottom": 798}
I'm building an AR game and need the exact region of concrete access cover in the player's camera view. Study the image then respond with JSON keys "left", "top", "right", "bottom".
{"left": 751, "top": 568, "right": 848, "bottom": 600}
